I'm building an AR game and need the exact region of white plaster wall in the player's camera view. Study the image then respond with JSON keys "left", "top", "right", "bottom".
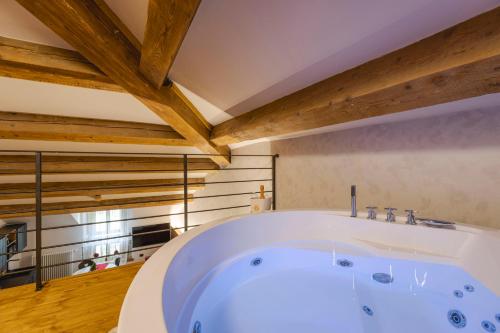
{"left": 270, "top": 107, "right": 500, "bottom": 229}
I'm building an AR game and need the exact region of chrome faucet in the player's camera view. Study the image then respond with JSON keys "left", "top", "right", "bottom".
{"left": 385, "top": 208, "right": 397, "bottom": 222}
{"left": 350, "top": 185, "right": 357, "bottom": 217}
{"left": 366, "top": 206, "right": 377, "bottom": 220}
{"left": 405, "top": 209, "right": 417, "bottom": 225}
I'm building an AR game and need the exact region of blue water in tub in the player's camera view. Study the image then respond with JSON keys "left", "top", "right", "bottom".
{"left": 177, "top": 247, "right": 499, "bottom": 333}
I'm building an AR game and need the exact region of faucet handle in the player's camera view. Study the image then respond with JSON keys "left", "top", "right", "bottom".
{"left": 384, "top": 207, "right": 397, "bottom": 223}
{"left": 405, "top": 209, "right": 417, "bottom": 225}
{"left": 366, "top": 206, "right": 377, "bottom": 220}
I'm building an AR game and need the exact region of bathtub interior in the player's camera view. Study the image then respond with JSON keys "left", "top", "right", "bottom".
{"left": 185, "top": 246, "right": 500, "bottom": 333}
{"left": 161, "top": 212, "right": 500, "bottom": 333}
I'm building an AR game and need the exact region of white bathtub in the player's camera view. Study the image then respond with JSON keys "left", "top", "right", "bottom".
{"left": 118, "top": 210, "right": 500, "bottom": 333}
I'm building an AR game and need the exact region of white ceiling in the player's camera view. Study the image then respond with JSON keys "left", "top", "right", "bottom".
{"left": 172, "top": 0, "right": 500, "bottom": 115}
{"left": 0, "top": 0, "right": 499, "bottom": 148}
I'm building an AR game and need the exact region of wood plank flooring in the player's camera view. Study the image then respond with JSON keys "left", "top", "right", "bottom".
{"left": 0, "top": 262, "right": 143, "bottom": 333}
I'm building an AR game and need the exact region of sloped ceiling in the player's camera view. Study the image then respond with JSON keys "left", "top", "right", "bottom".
{"left": 0, "top": 0, "right": 499, "bottom": 136}
{"left": 108, "top": 0, "right": 500, "bottom": 117}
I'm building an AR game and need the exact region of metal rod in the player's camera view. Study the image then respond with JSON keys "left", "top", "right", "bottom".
{"left": 183, "top": 154, "right": 188, "bottom": 232}
{"left": 41, "top": 245, "right": 165, "bottom": 269}
{"left": 199, "top": 179, "right": 272, "bottom": 185}
{"left": 0, "top": 179, "right": 273, "bottom": 197}
{"left": 172, "top": 224, "right": 201, "bottom": 230}
{"left": 0, "top": 167, "right": 273, "bottom": 176}
{"left": 195, "top": 191, "right": 271, "bottom": 200}
{"left": 0, "top": 149, "right": 275, "bottom": 157}
{"left": 187, "top": 204, "right": 250, "bottom": 214}
{"left": 0, "top": 196, "right": 188, "bottom": 216}
{"left": 40, "top": 228, "right": 170, "bottom": 251}
{"left": 272, "top": 154, "right": 279, "bottom": 210}
{"left": 1, "top": 228, "right": 169, "bottom": 257}
{"left": 35, "top": 152, "right": 43, "bottom": 291}
{"left": 0, "top": 267, "right": 36, "bottom": 277}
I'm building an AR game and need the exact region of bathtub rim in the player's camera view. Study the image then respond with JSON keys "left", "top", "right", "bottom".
{"left": 117, "top": 209, "right": 500, "bottom": 333}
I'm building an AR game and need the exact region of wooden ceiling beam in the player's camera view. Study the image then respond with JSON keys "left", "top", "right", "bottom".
{"left": 0, "top": 110, "right": 189, "bottom": 146}
{"left": 0, "top": 178, "right": 205, "bottom": 200}
{"left": 0, "top": 155, "right": 219, "bottom": 175}
{"left": 0, "top": 35, "right": 124, "bottom": 92}
{"left": 140, "top": 0, "right": 201, "bottom": 88}
{"left": 16, "top": 0, "right": 230, "bottom": 167}
{"left": 211, "top": 7, "right": 500, "bottom": 145}
{"left": 0, "top": 193, "right": 192, "bottom": 219}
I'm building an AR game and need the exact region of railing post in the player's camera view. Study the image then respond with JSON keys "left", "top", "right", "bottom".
{"left": 183, "top": 154, "right": 188, "bottom": 232}
{"left": 272, "top": 154, "right": 279, "bottom": 210}
{"left": 35, "top": 152, "right": 43, "bottom": 291}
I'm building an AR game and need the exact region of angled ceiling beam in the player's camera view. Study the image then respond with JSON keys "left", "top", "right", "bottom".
{"left": 0, "top": 178, "right": 205, "bottom": 200}
{"left": 0, "top": 110, "right": 189, "bottom": 146}
{"left": 16, "top": 0, "right": 230, "bottom": 167}
{"left": 140, "top": 0, "right": 201, "bottom": 88}
{"left": 0, "top": 35, "right": 123, "bottom": 92}
{"left": 94, "top": 0, "right": 142, "bottom": 52}
{"left": 0, "top": 155, "right": 219, "bottom": 175}
{"left": 211, "top": 7, "right": 500, "bottom": 145}
{"left": 0, "top": 194, "right": 193, "bottom": 219}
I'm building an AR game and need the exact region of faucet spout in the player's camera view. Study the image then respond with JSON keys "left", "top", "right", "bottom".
{"left": 350, "top": 185, "right": 357, "bottom": 217}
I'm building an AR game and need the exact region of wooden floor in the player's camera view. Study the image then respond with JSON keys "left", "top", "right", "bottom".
{"left": 0, "top": 262, "right": 143, "bottom": 333}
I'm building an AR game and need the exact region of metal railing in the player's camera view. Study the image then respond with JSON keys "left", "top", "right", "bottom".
{"left": 0, "top": 150, "right": 279, "bottom": 290}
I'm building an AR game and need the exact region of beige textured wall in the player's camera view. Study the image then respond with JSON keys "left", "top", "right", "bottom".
{"left": 270, "top": 108, "right": 500, "bottom": 229}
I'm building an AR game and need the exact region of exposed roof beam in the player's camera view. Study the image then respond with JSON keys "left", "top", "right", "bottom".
{"left": 0, "top": 178, "right": 205, "bottom": 200}
{"left": 0, "top": 194, "right": 192, "bottom": 219}
{"left": 0, "top": 37, "right": 211, "bottom": 130}
{"left": 94, "top": 0, "right": 142, "bottom": 52}
{"left": 0, "top": 36, "right": 123, "bottom": 92}
{"left": 16, "top": 0, "right": 230, "bottom": 167}
{"left": 211, "top": 7, "right": 500, "bottom": 145}
{"left": 0, "top": 110, "right": 189, "bottom": 146}
{"left": 0, "top": 155, "right": 219, "bottom": 175}
{"left": 140, "top": 0, "right": 201, "bottom": 88}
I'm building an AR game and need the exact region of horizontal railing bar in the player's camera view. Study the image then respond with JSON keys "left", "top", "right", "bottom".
{"left": 2, "top": 212, "right": 187, "bottom": 236}
{"left": 0, "top": 189, "right": 263, "bottom": 216}
{"left": 204, "top": 168, "right": 271, "bottom": 170}
{"left": 187, "top": 205, "right": 250, "bottom": 214}
{"left": 0, "top": 168, "right": 270, "bottom": 175}
{"left": 0, "top": 267, "right": 36, "bottom": 277}
{"left": 0, "top": 197, "right": 187, "bottom": 215}
{"left": 41, "top": 215, "right": 171, "bottom": 231}
{"left": 40, "top": 229, "right": 170, "bottom": 251}
{"left": 0, "top": 229, "right": 169, "bottom": 256}
{"left": 40, "top": 215, "right": 173, "bottom": 232}
{"left": 0, "top": 149, "right": 275, "bottom": 157}
{"left": 0, "top": 248, "right": 35, "bottom": 256}
{"left": 0, "top": 169, "right": 219, "bottom": 175}
{"left": 0, "top": 179, "right": 273, "bottom": 196}
{"left": 172, "top": 224, "right": 201, "bottom": 230}
{"left": 195, "top": 191, "right": 271, "bottom": 200}
{"left": 1, "top": 182, "right": 196, "bottom": 195}
{"left": 3, "top": 248, "right": 168, "bottom": 276}
{"left": 198, "top": 179, "right": 272, "bottom": 185}
{"left": 41, "top": 245, "right": 164, "bottom": 270}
